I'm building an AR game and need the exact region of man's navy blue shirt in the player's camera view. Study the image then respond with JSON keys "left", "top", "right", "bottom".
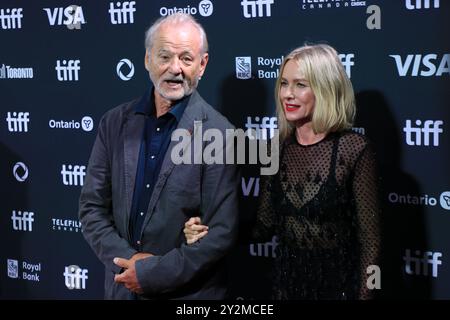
{"left": 129, "top": 88, "right": 188, "bottom": 249}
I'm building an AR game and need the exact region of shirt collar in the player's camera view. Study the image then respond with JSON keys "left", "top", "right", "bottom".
{"left": 134, "top": 86, "right": 189, "bottom": 122}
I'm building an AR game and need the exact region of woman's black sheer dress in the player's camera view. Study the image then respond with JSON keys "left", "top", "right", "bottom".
{"left": 253, "top": 131, "right": 380, "bottom": 300}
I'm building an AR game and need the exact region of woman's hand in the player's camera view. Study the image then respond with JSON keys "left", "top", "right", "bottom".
{"left": 184, "top": 217, "right": 209, "bottom": 244}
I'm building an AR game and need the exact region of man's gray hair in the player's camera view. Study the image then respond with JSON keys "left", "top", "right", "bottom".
{"left": 145, "top": 13, "right": 208, "bottom": 54}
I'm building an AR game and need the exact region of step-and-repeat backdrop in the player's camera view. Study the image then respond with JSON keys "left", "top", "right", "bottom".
{"left": 1, "top": 0, "right": 449, "bottom": 299}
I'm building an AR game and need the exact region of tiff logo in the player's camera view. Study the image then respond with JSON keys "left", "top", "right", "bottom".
{"left": 389, "top": 54, "right": 449, "bottom": 77}
{"left": 236, "top": 57, "right": 252, "bottom": 79}
{"left": 64, "top": 265, "right": 88, "bottom": 289}
{"left": 109, "top": 1, "right": 136, "bottom": 24}
{"left": 241, "top": 0, "right": 274, "bottom": 18}
{"left": 403, "top": 120, "right": 443, "bottom": 146}
{"left": 245, "top": 116, "right": 277, "bottom": 140}
{"left": 55, "top": 60, "right": 80, "bottom": 81}
{"left": 0, "top": 8, "right": 23, "bottom": 29}
{"left": 6, "top": 112, "right": 29, "bottom": 132}
{"left": 250, "top": 236, "right": 278, "bottom": 258}
{"left": 61, "top": 165, "right": 86, "bottom": 186}
{"left": 406, "top": 0, "right": 439, "bottom": 9}
{"left": 43, "top": 5, "right": 86, "bottom": 29}
{"left": 11, "top": 210, "right": 34, "bottom": 232}
{"left": 404, "top": 249, "right": 442, "bottom": 277}
{"left": 339, "top": 53, "right": 354, "bottom": 78}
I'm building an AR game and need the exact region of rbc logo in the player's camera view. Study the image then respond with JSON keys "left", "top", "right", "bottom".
{"left": 109, "top": 1, "right": 136, "bottom": 24}
{"left": 241, "top": 0, "right": 274, "bottom": 18}
{"left": 64, "top": 265, "right": 88, "bottom": 289}
{"left": 61, "top": 165, "right": 86, "bottom": 186}
{"left": 236, "top": 57, "right": 252, "bottom": 79}
{"left": 11, "top": 210, "right": 34, "bottom": 232}
{"left": 116, "top": 59, "right": 135, "bottom": 81}
{"left": 0, "top": 8, "right": 23, "bottom": 29}
{"left": 406, "top": 0, "right": 439, "bottom": 9}
{"left": 55, "top": 60, "right": 81, "bottom": 81}
{"left": 6, "top": 112, "right": 29, "bottom": 132}
{"left": 7, "top": 259, "right": 19, "bottom": 279}
{"left": 403, "top": 120, "right": 443, "bottom": 146}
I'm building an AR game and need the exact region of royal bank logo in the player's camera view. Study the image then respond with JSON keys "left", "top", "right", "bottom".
{"left": 0, "top": 64, "right": 33, "bottom": 79}
{"left": 43, "top": 5, "right": 86, "bottom": 29}
{"left": 0, "top": 8, "right": 23, "bottom": 29}
{"left": 160, "top": 0, "right": 213, "bottom": 17}
{"left": 13, "top": 162, "right": 29, "bottom": 182}
{"left": 109, "top": 1, "right": 136, "bottom": 24}
{"left": 49, "top": 116, "right": 93, "bottom": 132}
{"left": 301, "top": 0, "right": 367, "bottom": 10}
{"left": 241, "top": 0, "right": 274, "bottom": 18}
{"left": 236, "top": 57, "right": 252, "bottom": 79}
{"left": 403, "top": 119, "right": 443, "bottom": 147}
{"left": 116, "top": 59, "right": 134, "bottom": 81}
{"left": 406, "top": 0, "right": 439, "bottom": 10}
{"left": 235, "top": 55, "right": 284, "bottom": 79}
{"left": 7, "top": 259, "right": 41, "bottom": 281}
{"left": 7, "top": 259, "right": 18, "bottom": 278}
{"left": 51, "top": 218, "right": 82, "bottom": 232}
{"left": 6, "top": 112, "right": 30, "bottom": 132}
{"left": 389, "top": 54, "right": 450, "bottom": 77}
{"left": 64, "top": 265, "right": 88, "bottom": 289}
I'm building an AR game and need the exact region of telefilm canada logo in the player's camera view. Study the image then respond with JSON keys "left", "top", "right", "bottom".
{"left": 51, "top": 217, "right": 82, "bottom": 232}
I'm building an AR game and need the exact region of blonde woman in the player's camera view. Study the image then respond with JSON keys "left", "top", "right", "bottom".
{"left": 185, "top": 44, "right": 380, "bottom": 300}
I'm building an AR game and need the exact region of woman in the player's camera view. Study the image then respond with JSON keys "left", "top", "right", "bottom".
{"left": 184, "top": 44, "right": 380, "bottom": 299}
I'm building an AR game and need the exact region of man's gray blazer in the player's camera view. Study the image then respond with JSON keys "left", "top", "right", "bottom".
{"left": 79, "top": 90, "right": 239, "bottom": 299}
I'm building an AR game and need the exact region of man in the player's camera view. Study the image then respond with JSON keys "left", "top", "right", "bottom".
{"left": 79, "top": 13, "right": 239, "bottom": 299}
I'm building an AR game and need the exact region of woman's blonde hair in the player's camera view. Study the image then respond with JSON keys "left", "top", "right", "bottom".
{"left": 275, "top": 44, "right": 355, "bottom": 142}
